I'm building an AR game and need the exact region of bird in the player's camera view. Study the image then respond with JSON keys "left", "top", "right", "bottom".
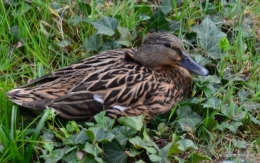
{"left": 7, "top": 32, "right": 209, "bottom": 122}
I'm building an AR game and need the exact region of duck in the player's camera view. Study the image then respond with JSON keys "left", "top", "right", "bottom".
{"left": 7, "top": 32, "right": 209, "bottom": 122}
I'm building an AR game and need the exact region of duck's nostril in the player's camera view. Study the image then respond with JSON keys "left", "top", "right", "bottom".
{"left": 186, "top": 58, "right": 191, "bottom": 62}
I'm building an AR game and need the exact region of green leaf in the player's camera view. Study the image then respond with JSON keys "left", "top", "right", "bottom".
{"left": 158, "top": 0, "right": 173, "bottom": 15}
{"left": 135, "top": 5, "right": 153, "bottom": 17}
{"left": 118, "top": 115, "right": 145, "bottom": 131}
{"left": 194, "top": 54, "right": 212, "bottom": 66}
{"left": 158, "top": 143, "right": 172, "bottom": 163}
{"left": 56, "top": 39, "right": 71, "bottom": 48}
{"left": 248, "top": 113, "right": 260, "bottom": 125}
{"left": 128, "top": 148, "right": 141, "bottom": 157}
{"left": 129, "top": 136, "right": 150, "bottom": 149}
{"left": 112, "top": 126, "right": 137, "bottom": 145}
{"left": 202, "top": 97, "right": 221, "bottom": 109}
{"left": 188, "top": 153, "right": 211, "bottom": 163}
{"left": 91, "top": 16, "right": 118, "bottom": 36}
{"left": 168, "top": 143, "right": 182, "bottom": 155}
{"left": 94, "top": 111, "right": 115, "bottom": 130}
{"left": 64, "top": 130, "right": 90, "bottom": 145}
{"left": 192, "top": 16, "right": 227, "bottom": 60}
{"left": 62, "top": 150, "right": 85, "bottom": 163}
{"left": 42, "top": 146, "right": 77, "bottom": 163}
{"left": 100, "top": 40, "right": 121, "bottom": 51}
{"left": 83, "top": 33, "right": 103, "bottom": 52}
{"left": 221, "top": 103, "right": 246, "bottom": 121}
{"left": 83, "top": 142, "right": 103, "bottom": 163}
{"left": 67, "top": 15, "right": 92, "bottom": 26}
{"left": 15, "top": 3, "right": 32, "bottom": 16}
{"left": 135, "top": 160, "right": 145, "bottom": 163}
{"left": 218, "top": 121, "right": 243, "bottom": 133}
{"left": 87, "top": 127, "right": 115, "bottom": 143}
{"left": 148, "top": 8, "right": 169, "bottom": 31}
{"left": 177, "top": 139, "right": 198, "bottom": 151}
{"left": 238, "top": 89, "right": 249, "bottom": 103}
{"left": 148, "top": 154, "right": 162, "bottom": 162}
{"left": 145, "top": 147, "right": 157, "bottom": 154}
{"left": 104, "top": 140, "right": 127, "bottom": 163}
{"left": 196, "top": 75, "right": 221, "bottom": 85}
{"left": 155, "top": 123, "right": 169, "bottom": 136}
{"left": 117, "top": 26, "right": 132, "bottom": 47}
{"left": 218, "top": 37, "right": 231, "bottom": 52}
{"left": 203, "top": 116, "right": 218, "bottom": 131}
{"left": 43, "top": 142, "right": 54, "bottom": 153}
{"left": 232, "top": 138, "right": 246, "bottom": 149}
{"left": 66, "top": 121, "right": 80, "bottom": 133}
{"left": 176, "top": 106, "right": 202, "bottom": 132}
{"left": 42, "top": 130, "right": 55, "bottom": 142}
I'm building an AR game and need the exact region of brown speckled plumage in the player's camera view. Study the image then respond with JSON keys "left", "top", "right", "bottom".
{"left": 7, "top": 32, "right": 209, "bottom": 121}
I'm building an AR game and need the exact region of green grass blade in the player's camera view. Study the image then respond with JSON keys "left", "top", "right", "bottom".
{"left": 25, "top": 109, "right": 51, "bottom": 162}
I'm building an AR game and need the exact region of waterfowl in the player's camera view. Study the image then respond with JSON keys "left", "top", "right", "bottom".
{"left": 7, "top": 32, "right": 209, "bottom": 121}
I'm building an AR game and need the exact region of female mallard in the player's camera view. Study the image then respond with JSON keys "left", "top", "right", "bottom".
{"left": 7, "top": 32, "right": 209, "bottom": 121}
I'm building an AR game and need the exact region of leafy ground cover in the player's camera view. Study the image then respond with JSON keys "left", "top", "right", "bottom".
{"left": 0, "top": 0, "right": 259, "bottom": 162}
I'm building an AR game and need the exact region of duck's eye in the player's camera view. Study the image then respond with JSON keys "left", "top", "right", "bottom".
{"left": 164, "top": 43, "right": 171, "bottom": 48}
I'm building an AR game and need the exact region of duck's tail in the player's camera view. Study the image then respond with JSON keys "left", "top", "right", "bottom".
{"left": 6, "top": 88, "right": 52, "bottom": 110}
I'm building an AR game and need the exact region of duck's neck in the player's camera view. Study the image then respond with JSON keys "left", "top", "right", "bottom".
{"left": 154, "top": 65, "right": 193, "bottom": 97}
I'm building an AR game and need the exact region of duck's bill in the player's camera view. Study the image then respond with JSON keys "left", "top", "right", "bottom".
{"left": 180, "top": 53, "right": 209, "bottom": 76}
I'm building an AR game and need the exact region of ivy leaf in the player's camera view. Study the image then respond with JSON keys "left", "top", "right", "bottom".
{"left": 232, "top": 138, "right": 246, "bottom": 149}
{"left": 158, "top": 143, "right": 172, "bottom": 163}
{"left": 196, "top": 75, "right": 221, "bottom": 85}
{"left": 104, "top": 140, "right": 127, "bottom": 163}
{"left": 248, "top": 113, "right": 260, "bottom": 125}
{"left": 87, "top": 127, "right": 115, "bottom": 143}
{"left": 64, "top": 130, "right": 89, "bottom": 145}
{"left": 221, "top": 103, "right": 246, "bottom": 121}
{"left": 238, "top": 89, "right": 249, "bottom": 103}
{"left": 176, "top": 106, "right": 202, "bottom": 132}
{"left": 218, "top": 121, "right": 243, "bottom": 133}
{"left": 177, "top": 139, "right": 198, "bottom": 151}
{"left": 148, "top": 8, "right": 169, "bottom": 31}
{"left": 148, "top": 154, "right": 162, "bottom": 162}
{"left": 117, "top": 26, "right": 132, "bottom": 47}
{"left": 42, "top": 130, "right": 55, "bottom": 142}
{"left": 168, "top": 143, "right": 182, "bottom": 155}
{"left": 158, "top": 0, "right": 173, "bottom": 15}
{"left": 202, "top": 97, "right": 222, "bottom": 109}
{"left": 118, "top": 115, "right": 145, "bottom": 131}
{"left": 129, "top": 136, "right": 150, "bottom": 149}
{"left": 83, "top": 142, "right": 103, "bottom": 163}
{"left": 91, "top": 16, "right": 118, "bottom": 36}
{"left": 83, "top": 33, "right": 103, "bottom": 52}
{"left": 100, "top": 40, "right": 121, "bottom": 51}
{"left": 94, "top": 111, "right": 115, "bottom": 130}
{"left": 42, "top": 146, "right": 77, "bottom": 163}
{"left": 193, "top": 54, "right": 212, "bottom": 66}
{"left": 192, "top": 16, "right": 226, "bottom": 60}
{"left": 112, "top": 126, "right": 137, "bottom": 145}
{"left": 128, "top": 148, "right": 142, "bottom": 157}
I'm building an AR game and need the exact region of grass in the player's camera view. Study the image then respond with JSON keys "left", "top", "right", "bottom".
{"left": 0, "top": 0, "right": 260, "bottom": 162}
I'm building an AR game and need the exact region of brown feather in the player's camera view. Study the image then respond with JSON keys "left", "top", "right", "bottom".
{"left": 7, "top": 32, "right": 208, "bottom": 122}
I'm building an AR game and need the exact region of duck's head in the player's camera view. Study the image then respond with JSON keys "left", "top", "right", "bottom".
{"left": 134, "top": 32, "right": 209, "bottom": 76}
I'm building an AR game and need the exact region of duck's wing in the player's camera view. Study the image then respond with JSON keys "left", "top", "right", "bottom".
{"left": 47, "top": 63, "right": 158, "bottom": 120}
{"left": 18, "top": 49, "right": 134, "bottom": 88}
{"left": 8, "top": 54, "right": 174, "bottom": 121}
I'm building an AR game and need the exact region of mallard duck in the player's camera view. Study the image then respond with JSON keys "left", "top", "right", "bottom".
{"left": 7, "top": 32, "right": 209, "bottom": 121}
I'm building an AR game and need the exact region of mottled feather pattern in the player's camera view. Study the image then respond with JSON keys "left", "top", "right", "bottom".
{"left": 7, "top": 32, "right": 209, "bottom": 122}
